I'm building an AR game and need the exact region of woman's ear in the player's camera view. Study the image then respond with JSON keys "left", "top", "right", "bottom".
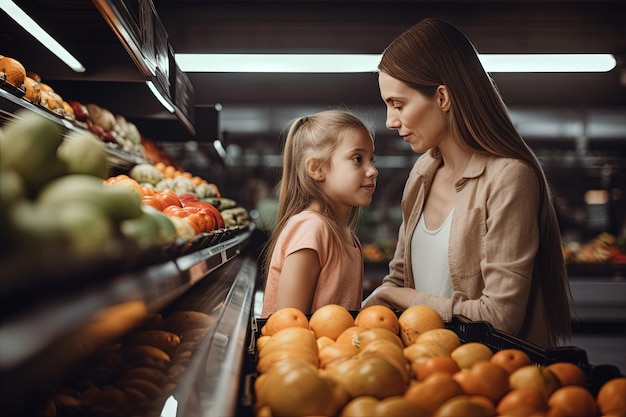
{"left": 306, "top": 157, "right": 324, "bottom": 181}
{"left": 436, "top": 85, "right": 451, "bottom": 112}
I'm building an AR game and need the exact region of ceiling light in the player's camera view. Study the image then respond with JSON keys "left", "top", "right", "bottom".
{"left": 479, "top": 54, "right": 616, "bottom": 73}
{"left": 0, "top": 0, "right": 85, "bottom": 72}
{"left": 176, "top": 53, "right": 616, "bottom": 74}
{"left": 146, "top": 80, "right": 175, "bottom": 113}
{"left": 176, "top": 54, "right": 381, "bottom": 73}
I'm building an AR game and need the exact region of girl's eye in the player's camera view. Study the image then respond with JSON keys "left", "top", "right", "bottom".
{"left": 353, "top": 156, "right": 363, "bottom": 163}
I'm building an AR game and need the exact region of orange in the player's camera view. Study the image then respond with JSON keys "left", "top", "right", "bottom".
{"left": 496, "top": 387, "right": 548, "bottom": 416}
{"left": 453, "top": 361, "right": 510, "bottom": 403}
{"left": 490, "top": 348, "right": 533, "bottom": 374}
{"left": 450, "top": 342, "right": 493, "bottom": 369}
{"left": 468, "top": 395, "right": 496, "bottom": 416}
{"left": 340, "top": 396, "right": 428, "bottom": 417}
{"left": 433, "top": 395, "right": 491, "bottom": 417}
{"left": 261, "top": 307, "right": 308, "bottom": 336}
{"left": 0, "top": 56, "right": 26, "bottom": 88}
{"left": 353, "top": 327, "right": 404, "bottom": 349}
{"left": 404, "top": 372, "right": 464, "bottom": 416}
{"left": 596, "top": 377, "right": 626, "bottom": 417}
{"left": 416, "top": 328, "right": 461, "bottom": 353}
{"left": 309, "top": 304, "right": 355, "bottom": 340}
{"left": 318, "top": 342, "right": 359, "bottom": 369}
{"left": 416, "top": 356, "right": 460, "bottom": 381}
{"left": 335, "top": 325, "right": 367, "bottom": 347}
{"left": 406, "top": 340, "right": 452, "bottom": 376}
{"left": 257, "top": 361, "right": 346, "bottom": 417}
{"left": 509, "top": 365, "right": 561, "bottom": 400}
{"left": 398, "top": 304, "right": 445, "bottom": 346}
{"left": 356, "top": 338, "right": 411, "bottom": 384}
{"left": 259, "top": 326, "right": 317, "bottom": 354}
{"left": 328, "top": 355, "right": 408, "bottom": 399}
{"left": 546, "top": 361, "right": 587, "bottom": 387}
{"left": 355, "top": 305, "right": 400, "bottom": 334}
{"left": 316, "top": 335, "right": 335, "bottom": 350}
{"left": 548, "top": 385, "right": 597, "bottom": 417}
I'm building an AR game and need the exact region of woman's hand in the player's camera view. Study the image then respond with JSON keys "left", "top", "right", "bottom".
{"left": 361, "top": 286, "right": 417, "bottom": 310}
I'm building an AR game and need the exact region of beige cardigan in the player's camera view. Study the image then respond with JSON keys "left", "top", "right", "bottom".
{"left": 382, "top": 149, "right": 552, "bottom": 347}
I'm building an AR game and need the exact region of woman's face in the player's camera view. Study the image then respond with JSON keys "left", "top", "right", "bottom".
{"left": 378, "top": 71, "right": 448, "bottom": 153}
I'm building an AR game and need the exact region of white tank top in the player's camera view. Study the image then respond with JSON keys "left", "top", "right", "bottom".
{"left": 411, "top": 208, "right": 454, "bottom": 297}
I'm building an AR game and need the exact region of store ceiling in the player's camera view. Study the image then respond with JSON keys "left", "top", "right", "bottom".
{"left": 1, "top": 0, "right": 625, "bottom": 151}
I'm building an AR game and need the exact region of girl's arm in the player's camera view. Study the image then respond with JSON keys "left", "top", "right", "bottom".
{"left": 275, "top": 248, "right": 321, "bottom": 314}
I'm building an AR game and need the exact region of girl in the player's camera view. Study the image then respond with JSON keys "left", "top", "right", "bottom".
{"left": 362, "top": 18, "right": 572, "bottom": 347}
{"left": 261, "top": 109, "right": 378, "bottom": 317}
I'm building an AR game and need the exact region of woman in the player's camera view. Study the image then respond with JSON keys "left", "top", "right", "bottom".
{"left": 362, "top": 18, "right": 572, "bottom": 347}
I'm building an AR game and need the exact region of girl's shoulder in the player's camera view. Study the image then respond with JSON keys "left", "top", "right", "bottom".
{"left": 285, "top": 210, "right": 327, "bottom": 228}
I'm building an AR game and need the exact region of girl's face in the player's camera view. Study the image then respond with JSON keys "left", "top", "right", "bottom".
{"left": 319, "top": 129, "right": 378, "bottom": 216}
{"left": 378, "top": 71, "right": 448, "bottom": 153}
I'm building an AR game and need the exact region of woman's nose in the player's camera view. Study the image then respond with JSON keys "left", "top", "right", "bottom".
{"left": 386, "top": 111, "right": 399, "bottom": 130}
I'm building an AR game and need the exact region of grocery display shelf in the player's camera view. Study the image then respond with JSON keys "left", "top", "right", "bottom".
{"left": 0, "top": 223, "right": 253, "bottom": 398}
{"left": 0, "top": 87, "right": 150, "bottom": 169}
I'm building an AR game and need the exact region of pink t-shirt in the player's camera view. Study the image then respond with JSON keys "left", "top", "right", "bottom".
{"left": 261, "top": 210, "right": 364, "bottom": 317}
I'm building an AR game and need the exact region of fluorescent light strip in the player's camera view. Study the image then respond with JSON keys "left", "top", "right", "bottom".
{"left": 176, "top": 53, "right": 616, "bottom": 73}
{"left": 0, "top": 0, "right": 86, "bottom": 73}
{"left": 146, "top": 80, "right": 175, "bottom": 113}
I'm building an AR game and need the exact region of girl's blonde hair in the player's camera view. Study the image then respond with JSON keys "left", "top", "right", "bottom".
{"left": 379, "top": 18, "right": 572, "bottom": 346}
{"left": 261, "top": 109, "right": 374, "bottom": 282}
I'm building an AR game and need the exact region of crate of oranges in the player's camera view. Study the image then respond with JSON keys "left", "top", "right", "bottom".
{"left": 242, "top": 305, "right": 625, "bottom": 417}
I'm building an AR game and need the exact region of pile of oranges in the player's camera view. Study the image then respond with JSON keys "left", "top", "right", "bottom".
{"left": 254, "top": 304, "right": 626, "bottom": 417}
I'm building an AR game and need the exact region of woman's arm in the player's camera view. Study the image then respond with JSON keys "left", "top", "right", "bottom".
{"left": 275, "top": 248, "right": 321, "bottom": 314}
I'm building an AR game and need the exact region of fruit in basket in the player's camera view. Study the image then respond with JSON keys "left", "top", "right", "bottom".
{"left": 261, "top": 307, "right": 309, "bottom": 336}
{"left": 406, "top": 340, "right": 452, "bottom": 374}
{"left": 546, "top": 361, "right": 587, "bottom": 387}
{"left": 354, "top": 327, "right": 404, "bottom": 350}
{"left": 433, "top": 395, "right": 492, "bottom": 417}
{"left": 356, "top": 338, "right": 411, "bottom": 384}
{"left": 309, "top": 304, "right": 355, "bottom": 340}
{"left": 340, "top": 395, "right": 427, "bottom": 417}
{"left": 256, "top": 361, "right": 348, "bottom": 417}
{"left": 415, "top": 356, "right": 460, "bottom": 380}
{"left": 548, "top": 385, "right": 598, "bottom": 417}
{"left": 450, "top": 342, "right": 493, "bottom": 369}
{"left": 327, "top": 355, "right": 408, "bottom": 399}
{"left": 596, "top": 377, "right": 626, "bottom": 417}
{"left": 509, "top": 364, "right": 561, "bottom": 400}
{"left": 453, "top": 361, "right": 510, "bottom": 403}
{"left": 398, "top": 304, "right": 445, "bottom": 345}
{"left": 490, "top": 348, "right": 533, "bottom": 374}
{"left": 416, "top": 328, "right": 461, "bottom": 353}
{"left": 318, "top": 341, "right": 360, "bottom": 369}
{"left": 496, "top": 387, "right": 548, "bottom": 416}
{"left": 0, "top": 56, "right": 26, "bottom": 88}
{"left": 404, "top": 372, "right": 464, "bottom": 416}
{"left": 355, "top": 305, "right": 400, "bottom": 334}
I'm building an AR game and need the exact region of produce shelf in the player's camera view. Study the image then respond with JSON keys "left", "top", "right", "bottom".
{"left": 0, "top": 223, "right": 253, "bottom": 399}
